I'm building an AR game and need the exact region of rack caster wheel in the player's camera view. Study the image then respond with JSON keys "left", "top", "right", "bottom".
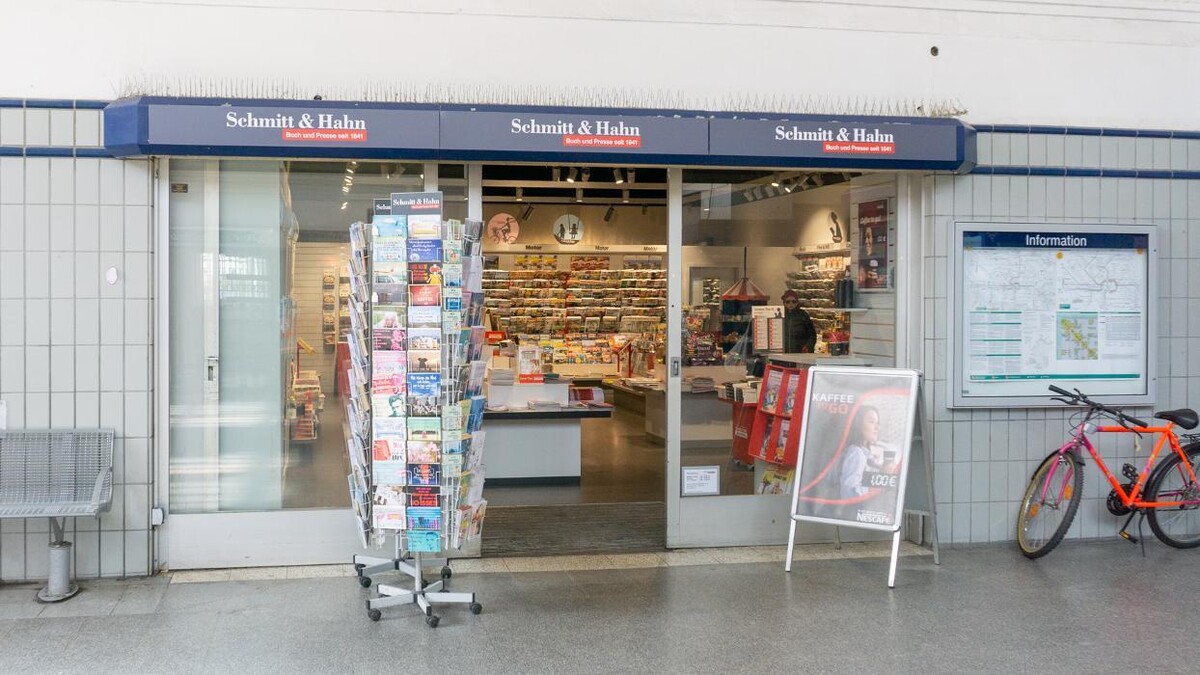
{"left": 359, "top": 576, "right": 372, "bottom": 588}
{"left": 353, "top": 562, "right": 364, "bottom": 575}
{"left": 426, "top": 615, "right": 440, "bottom": 628}
{"left": 441, "top": 566, "right": 452, "bottom": 580}
{"left": 469, "top": 602, "right": 483, "bottom": 615}
{"left": 367, "top": 609, "right": 382, "bottom": 622}
{"left": 421, "top": 579, "right": 430, "bottom": 589}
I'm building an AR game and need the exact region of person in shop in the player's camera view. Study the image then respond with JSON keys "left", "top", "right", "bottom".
{"left": 781, "top": 290, "right": 817, "bottom": 353}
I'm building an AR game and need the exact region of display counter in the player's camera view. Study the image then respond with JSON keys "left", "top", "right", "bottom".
{"left": 482, "top": 407, "right": 613, "bottom": 484}
{"left": 766, "top": 354, "right": 875, "bottom": 367}
{"left": 644, "top": 388, "right": 732, "bottom": 448}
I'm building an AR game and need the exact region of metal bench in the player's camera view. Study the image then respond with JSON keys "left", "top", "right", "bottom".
{"left": 0, "top": 429, "right": 115, "bottom": 601}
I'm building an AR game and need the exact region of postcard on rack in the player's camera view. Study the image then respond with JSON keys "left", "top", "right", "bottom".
{"left": 374, "top": 417, "right": 407, "bottom": 438}
{"left": 407, "top": 215, "right": 441, "bottom": 240}
{"left": 373, "top": 262, "right": 407, "bottom": 284}
{"left": 407, "top": 304, "right": 441, "bottom": 328}
{"left": 408, "top": 327, "right": 441, "bottom": 351}
{"left": 373, "top": 240, "right": 406, "bottom": 263}
{"left": 406, "top": 482, "right": 440, "bottom": 498}
{"left": 442, "top": 263, "right": 462, "bottom": 288}
{"left": 407, "top": 417, "right": 441, "bottom": 441}
{"left": 406, "top": 529, "right": 440, "bottom": 553}
{"left": 442, "top": 453, "right": 463, "bottom": 480}
{"left": 408, "top": 349, "right": 440, "bottom": 373}
{"left": 372, "top": 392, "right": 407, "bottom": 418}
{"left": 372, "top": 328, "right": 407, "bottom": 351}
{"left": 373, "top": 507, "right": 406, "bottom": 531}
{"left": 442, "top": 403, "right": 464, "bottom": 431}
{"left": 373, "top": 283, "right": 408, "bottom": 305}
{"left": 407, "top": 238, "right": 442, "bottom": 262}
{"left": 407, "top": 506, "right": 442, "bottom": 531}
{"left": 373, "top": 484, "right": 406, "bottom": 507}
{"left": 407, "top": 372, "right": 441, "bottom": 416}
{"left": 443, "top": 239, "right": 462, "bottom": 264}
{"left": 409, "top": 284, "right": 441, "bottom": 307}
{"left": 407, "top": 462, "right": 441, "bottom": 487}
{"left": 407, "top": 440, "right": 441, "bottom": 464}
{"left": 373, "top": 460, "right": 408, "bottom": 486}
{"left": 442, "top": 286, "right": 463, "bottom": 311}
{"left": 441, "top": 437, "right": 462, "bottom": 455}
{"left": 372, "top": 305, "right": 406, "bottom": 330}
{"left": 408, "top": 262, "right": 441, "bottom": 286}
{"left": 441, "top": 310, "right": 463, "bottom": 332}
{"left": 372, "top": 436, "right": 406, "bottom": 462}
{"left": 373, "top": 214, "right": 408, "bottom": 239}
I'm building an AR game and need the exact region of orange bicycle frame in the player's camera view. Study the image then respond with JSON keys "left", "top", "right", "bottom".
{"left": 1085, "top": 422, "right": 1199, "bottom": 508}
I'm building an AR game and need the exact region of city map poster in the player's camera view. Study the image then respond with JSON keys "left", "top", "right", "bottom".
{"left": 857, "top": 199, "right": 889, "bottom": 289}
{"left": 790, "top": 367, "right": 919, "bottom": 532}
{"left": 958, "top": 228, "right": 1151, "bottom": 401}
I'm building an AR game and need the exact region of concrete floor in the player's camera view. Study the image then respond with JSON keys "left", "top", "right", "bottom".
{"left": 1, "top": 539, "right": 1196, "bottom": 673}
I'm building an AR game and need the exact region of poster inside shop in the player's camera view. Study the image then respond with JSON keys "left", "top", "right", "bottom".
{"left": 789, "top": 366, "right": 919, "bottom": 532}
{"left": 857, "top": 199, "right": 890, "bottom": 290}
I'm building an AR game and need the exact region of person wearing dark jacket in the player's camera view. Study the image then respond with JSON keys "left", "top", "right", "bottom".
{"left": 781, "top": 290, "right": 817, "bottom": 353}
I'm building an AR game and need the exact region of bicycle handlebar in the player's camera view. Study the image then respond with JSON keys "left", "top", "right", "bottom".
{"left": 1048, "top": 385, "right": 1149, "bottom": 428}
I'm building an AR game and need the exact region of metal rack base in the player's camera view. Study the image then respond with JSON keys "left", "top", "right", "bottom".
{"left": 354, "top": 551, "right": 482, "bottom": 627}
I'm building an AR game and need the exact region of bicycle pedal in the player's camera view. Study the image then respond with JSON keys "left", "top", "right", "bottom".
{"left": 1121, "top": 463, "right": 1139, "bottom": 481}
{"left": 1119, "top": 530, "right": 1138, "bottom": 544}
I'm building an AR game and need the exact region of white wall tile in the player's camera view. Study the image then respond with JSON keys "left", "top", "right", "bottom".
{"left": 99, "top": 298, "right": 123, "bottom": 345}
{"left": 74, "top": 204, "right": 99, "bottom": 250}
{"left": 49, "top": 252, "right": 74, "bottom": 299}
{"left": 49, "top": 110, "right": 74, "bottom": 146}
{"left": 24, "top": 250, "right": 47, "bottom": 299}
{"left": 74, "top": 297, "right": 99, "bottom": 345}
{"left": 49, "top": 158, "right": 75, "bottom": 206}
{"left": 74, "top": 345, "right": 99, "bottom": 391}
{"left": 99, "top": 391, "right": 123, "bottom": 435}
{"left": 0, "top": 345, "right": 23, "bottom": 392}
{"left": 75, "top": 111, "right": 101, "bottom": 147}
{"left": 1008, "top": 134, "right": 1028, "bottom": 165}
{"left": 1080, "top": 136, "right": 1100, "bottom": 168}
{"left": 124, "top": 252, "right": 149, "bottom": 298}
{"left": 24, "top": 345, "right": 49, "bottom": 393}
{"left": 99, "top": 345, "right": 122, "bottom": 391}
{"left": 124, "top": 298, "right": 150, "bottom": 345}
{"left": 1135, "top": 138, "right": 1155, "bottom": 170}
{"left": 1118, "top": 137, "right": 1136, "bottom": 169}
{"left": 1064, "top": 135, "right": 1083, "bottom": 166}
{"left": 74, "top": 529, "right": 100, "bottom": 578}
{"left": 1008, "top": 176, "right": 1028, "bottom": 217}
{"left": 24, "top": 298, "right": 48, "bottom": 345}
{"left": 0, "top": 393, "right": 21, "bottom": 427}
{"left": 1153, "top": 180, "right": 1171, "bottom": 219}
{"left": 123, "top": 531, "right": 149, "bottom": 576}
{"left": 1064, "top": 177, "right": 1083, "bottom": 217}
{"left": 0, "top": 108, "right": 23, "bottom": 145}
{"left": 49, "top": 204, "right": 73, "bottom": 251}
{"left": 0, "top": 299, "right": 21, "bottom": 345}
{"left": 98, "top": 251, "right": 122, "bottom": 298}
{"left": 124, "top": 391, "right": 149, "bottom": 438}
{"left": 1099, "top": 178, "right": 1118, "bottom": 219}
{"left": 75, "top": 391, "right": 99, "bottom": 428}
{"left": 0, "top": 251, "right": 23, "bottom": 298}
{"left": 992, "top": 134, "right": 1010, "bottom": 164}
{"left": 24, "top": 109, "right": 49, "bottom": 145}
{"left": 73, "top": 251, "right": 99, "bottom": 298}
{"left": 24, "top": 391, "right": 49, "bottom": 426}
{"left": 0, "top": 158, "right": 25, "bottom": 204}
{"left": 1153, "top": 138, "right": 1171, "bottom": 170}
{"left": 99, "top": 530, "right": 124, "bottom": 577}
{"left": 124, "top": 484, "right": 149, "bottom": 530}
{"left": 24, "top": 203, "right": 48, "bottom": 251}
{"left": 990, "top": 177, "right": 1009, "bottom": 217}
{"left": 49, "top": 298, "right": 74, "bottom": 345}
{"left": 99, "top": 205, "right": 123, "bottom": 251}
{"left": 23, "top": 157, "right": 49, "bottom": 204}
{"left": 0, "top": 204, "right": 23, "bottom": 251}
{"left": 124, "top": 205, "right": 150, "bottom": 251}
{"left": 1081, "top": 178, "right": 1100, "bottom": 219}
{"left": 972, "top": 176, "right": 991, "bottom": 214}
{"left": 1189, "top": 140, "right": 1200, "bottom": 170}
{"left": 75, "top": 158, "right": 99, "bottom": 205}
{"left": 125, "top": 438, "right": 149, "bottom": 485}
{"left": 1135, "top": 180, "right": 1154, "bottom": 218}
{"left": 975, "top": 133, "right": 992, "bottom": 164}
{"left": 49, "top": 345, "right": 74, "bottom": 392}
{"left": 124, "top": 345, "right": 149, "bottom": 392}
{"left": 49, "top": 391, "right": 73, "bottom": 426}
{"left": 99, "top": 160, "right": 124, "bottom": 206}
{"left": 1046, "top": 178, "right": 1065, "bottom": 217}
{"left": 123, "top": 162, "right": 150, "bottom": 206}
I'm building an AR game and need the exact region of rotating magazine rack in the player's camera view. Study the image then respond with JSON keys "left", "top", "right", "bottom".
{"left": 344, "top": 192, "right": 490, "bottom": 627}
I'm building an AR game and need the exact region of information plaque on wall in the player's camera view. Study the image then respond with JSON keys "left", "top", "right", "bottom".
{"left": 949, "top": 222, "right": 1157, "bottom": 408}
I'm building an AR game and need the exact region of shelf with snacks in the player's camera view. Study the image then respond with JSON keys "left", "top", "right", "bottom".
{"left": 483, "top": 268, "right": 666, "bottom": 336}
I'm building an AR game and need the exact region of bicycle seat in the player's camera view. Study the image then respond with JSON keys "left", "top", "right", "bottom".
{"left": 1154, "top": 409, "right": 1199, "bottom": 430}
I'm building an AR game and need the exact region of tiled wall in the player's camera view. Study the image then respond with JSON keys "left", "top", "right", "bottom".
{"left": 924, "top": 132, "right": 1200, "bottom": 544}
{"left": 0, "top": 101, "right": 154, "bottom": 580}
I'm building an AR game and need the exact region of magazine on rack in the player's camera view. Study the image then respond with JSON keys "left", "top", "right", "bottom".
{"left": 406, "top": 530, "right": 441, "bottom": 553}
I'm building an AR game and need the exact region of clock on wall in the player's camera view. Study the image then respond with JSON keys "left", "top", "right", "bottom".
{"left": 552, "top": 214, "right": 584, "bottom": 245}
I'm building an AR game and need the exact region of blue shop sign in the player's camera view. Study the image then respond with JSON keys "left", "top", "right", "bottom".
{"left": 104, "top": 97, "right": 972, "bottom": 171}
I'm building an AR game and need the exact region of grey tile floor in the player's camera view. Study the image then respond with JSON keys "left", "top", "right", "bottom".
{"left": 0, "top": 539, "right": 1195, "bottom": 673}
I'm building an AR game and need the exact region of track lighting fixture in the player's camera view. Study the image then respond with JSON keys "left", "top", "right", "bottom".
{"left": 552, "top": 167, "right": 561, "bottom": 181}
{"left": 575, "top": 187, "right": 583, "bottom": 203}
{"left": 581, "top": 167, "right": 591, "bottom": 182}
{"left": 622, "top": 189, "right": 630, "bottom": 203}
{"left": 627, "top": 168, "right": 636, "bottom": 184}
{"left": 521, "top": 204, "right": 534, "bottom": 220}
{"left": 613, "top": 168, "right": 624, "bottom": 184}
{"left": 566, "top": 167, "right": 578, "bottom": 183}
{"left": 770, "top": 174, "right": 780, "bottom": 188}
{"left": 515, "top": 187, "right": 523, "bottom": 201}
{"left": 604, "top": 205, "right": 616, "bottom": 222}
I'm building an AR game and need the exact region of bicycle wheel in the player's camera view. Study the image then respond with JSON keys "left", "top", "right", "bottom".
{"left": 1016, "top": 451, "right": 1084, "bottom": 558}
{"left": 1145, "top": 445, "right": 1200, "bottom": 548}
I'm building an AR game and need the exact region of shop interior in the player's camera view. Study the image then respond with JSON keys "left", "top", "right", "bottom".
{"left": 170, "top": 158, "right": 895, "bottom": 555}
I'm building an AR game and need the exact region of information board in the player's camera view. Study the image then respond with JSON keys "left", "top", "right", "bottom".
{"left": 789, "top": 367, "right": 920, "bottom": 532}
{"left": 950, "top": 223, "right": 1157, "bottom": 408}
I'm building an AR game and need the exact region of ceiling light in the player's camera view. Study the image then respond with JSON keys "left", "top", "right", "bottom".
{"left": 770, "top": 174, "right": 780, "bottom": 188}
{"left": 515, "top": 187, "right": 524, "bottom": 202}
{"left": 342, "top": 186, "right": 350, "bottom": 193}
{"left": 627, "top": 168, "right": 636, "bottom": 184}
{"left": 340, "top": 201, "right": 348, "bottom": 210}
{"left": 604, "top": 205, "right": 616, "bottom": 222}
{"left": 566, "top": 168, "right": 578, "bottom": 183}
{"left": 622, "top": 189, "right": 630, "bottom": 203}
{"left": 349, "top": 161, "right": 357, "bottom": 167}
{"left": 552, "top": 167, "right": 561, "bottom": 181}
{"left": 581, "top": 168, "right": 591, "bottom": 182}
{"left": 613, "top": 169, "right": 624, "bottom": 184}
{"left": 575, "top": 187, "right": 583, "bottom": 203}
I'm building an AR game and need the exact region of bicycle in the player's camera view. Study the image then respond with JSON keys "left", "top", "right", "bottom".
{"left": 1016, "top": 385, "right": 1200, "bottom": 558}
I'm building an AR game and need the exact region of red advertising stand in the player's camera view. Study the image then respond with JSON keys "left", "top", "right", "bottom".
{"left": 746, "top": 365, "right": 809, "bottom": 490}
